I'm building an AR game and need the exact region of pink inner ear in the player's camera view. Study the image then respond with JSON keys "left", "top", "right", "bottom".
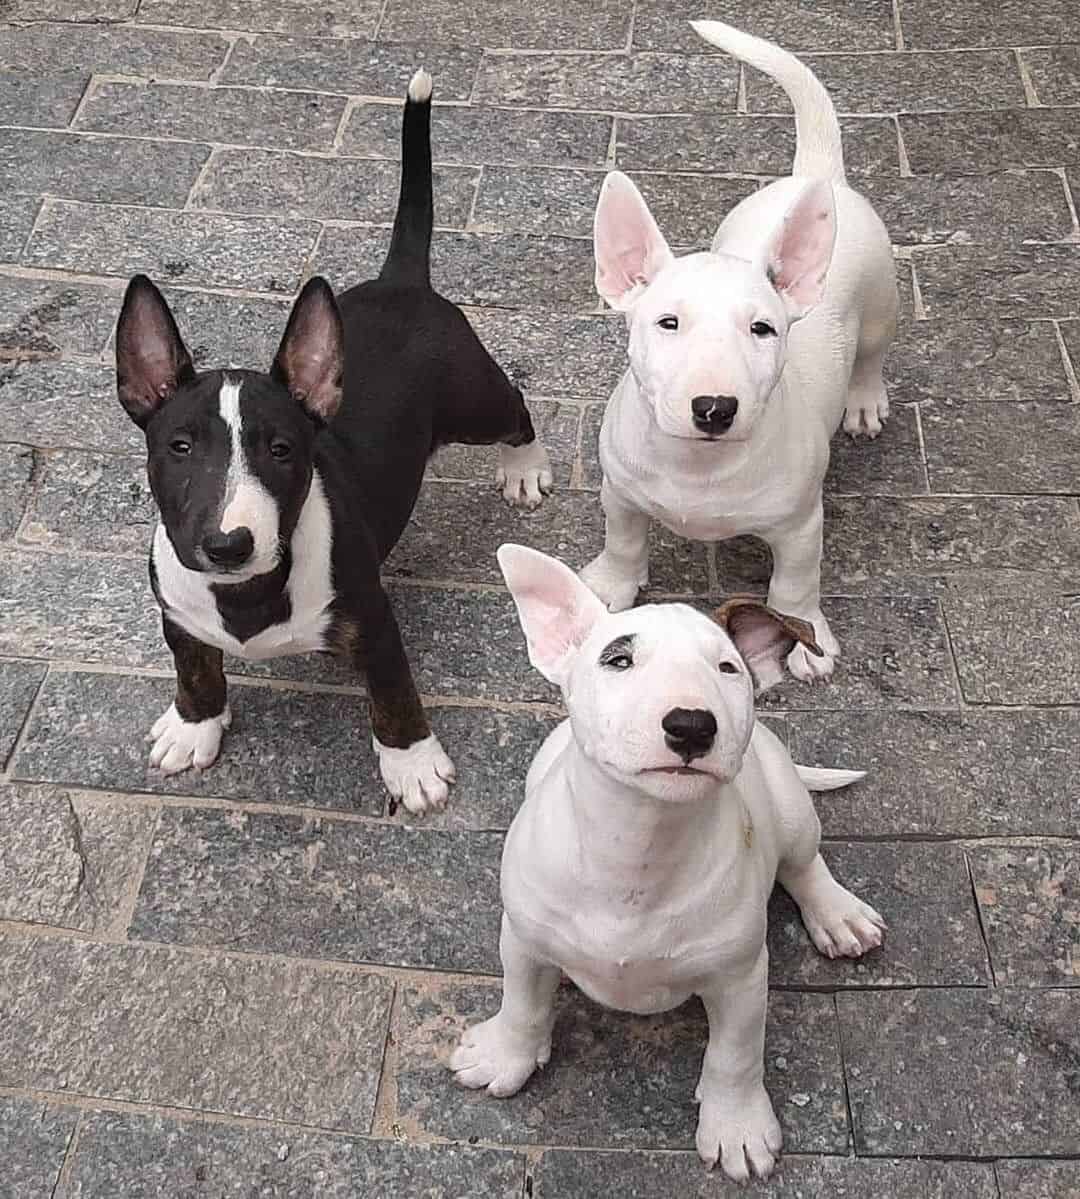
{"left": 769, "top": 182, "right": 836, "bottom": 312}
{"left": 594, "top": 174, "right": 672, "bottom": 308}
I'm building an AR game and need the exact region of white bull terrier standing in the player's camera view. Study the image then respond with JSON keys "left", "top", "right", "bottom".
{"left": 580, "top": 20, "right": 898, "bottom": 682}
{"left": 450, "top": 544, "right": 885, "bottom": 1182}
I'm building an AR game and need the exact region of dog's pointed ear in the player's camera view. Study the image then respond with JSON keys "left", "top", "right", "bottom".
{"left": 761, "top": 179, "right": 836, "bottom": 323}
{"left": 593, "top": 171, "right": 674, "bottom": 312}
{"left": 497, "top": 543, "right": 607, "bottom": 687}
{"left": 115, "top": 275, "right": 196, "bottom": 428}
{"left": 271, "top": 276, "right": 345, "bottom": 424}
{"left": 712, "top": 596, "right": 821, "bottom": 693}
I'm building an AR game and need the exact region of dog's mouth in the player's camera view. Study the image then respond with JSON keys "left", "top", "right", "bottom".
{"left": 643, "top": 764, "right": 708, "bottom": 777}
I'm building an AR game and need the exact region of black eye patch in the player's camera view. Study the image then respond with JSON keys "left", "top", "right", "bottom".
{"left": 599, "top": 633, "right": 636, "bottom": 670}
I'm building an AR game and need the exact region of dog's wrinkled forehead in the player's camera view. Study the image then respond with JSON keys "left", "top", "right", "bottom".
{"left": 639, "top": 251, "right": 773, "bottom": 317}
{"left": 582, "top": 601, "right": 733, "bottom": 666}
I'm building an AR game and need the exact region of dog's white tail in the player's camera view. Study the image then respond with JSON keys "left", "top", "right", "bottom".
{"left": 690, "top": 20, "right": 846, "bottom": 185}
{"left": 795, "top": 765, "right": 865, "bottom": 792}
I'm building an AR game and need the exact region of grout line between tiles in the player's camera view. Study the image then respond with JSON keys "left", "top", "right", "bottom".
{"left": 49, "top": 1110, "right": 85, "bottom": 1199}
{"left": 1, "top": 664, "right": 50, "bottom": 781}
{"left": 1014, "top": 49, "right": 1042, "bottom": 108}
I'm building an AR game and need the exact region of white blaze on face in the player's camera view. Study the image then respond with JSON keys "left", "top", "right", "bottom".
{"left": 218, "top": 378, "right": 280, "bottom": 575}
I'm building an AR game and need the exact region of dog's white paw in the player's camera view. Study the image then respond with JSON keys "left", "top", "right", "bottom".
{"left": 579, "top": 552, "right": 644, "bottom": 613}
{"left": 786, "top": 615, "right": 839, "bottom": 684}
{"left": 843, "top": 386, "right": 890, "bottom": 439}
{"left": 375, "top": 733, "right": 456, "bottom": 815}
{"left": 695, "top": 1084, "right": 782, "bottom": 1181}
{"left": 801, "top": 880, "right": 886, "bottom": 959}
{"left": 449, "top": 1015, "right": 550, "bottom": 1097}
{"left": 147, "top": 702, "right": 231, "bottom": 774}
{"left": 496, "top": 441, "right": 553, "bottom": 509}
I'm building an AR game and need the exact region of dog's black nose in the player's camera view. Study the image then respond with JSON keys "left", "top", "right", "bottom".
{"left": 203, "top": 528, "right": 254, "bottom": 568}
{"left": 691, "top": 394, "right": 738, "bottom": 435}
{"left": 662, "top": 707, "right": 718, "bottom": 761}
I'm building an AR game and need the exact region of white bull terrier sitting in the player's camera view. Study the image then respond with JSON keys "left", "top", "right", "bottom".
{"left": 580, "top": 19, "right": 898, "bottom": 682}
{"left": 450, "top": 545, "right": 885, "bottom": 1182}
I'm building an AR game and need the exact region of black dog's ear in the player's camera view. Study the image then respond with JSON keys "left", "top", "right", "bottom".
{"left": 712, "top": 595, "right": 821, "bottom": 693}
{"left": 115, "top": 275, "right": 195, "bottom": 428}
{"left": 271, "top": 277, "right": 345, "bottom": 425}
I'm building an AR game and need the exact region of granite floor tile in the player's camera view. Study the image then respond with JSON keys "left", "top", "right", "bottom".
{"left": 58, "top": 1111, "right": 524, "bottom": 1199}
{"left": 0, "top": 24, "right": 231, "bottom": 79}
{"left": 0, "top": 929, "right": 394, "bottom": 1130}
{"left": 0, "top": 1097, "right": 78, "bottom": 1199}
{"left": 0, "top": 195, "right": 41, "bottom": 262}
{"left": 823, "top": 405, "right": 927, "bottom": 496}
{"left": 839, "top": 989, "right": 1080, "bottom": 1156}
{"left": 132, "top": 805, "right": 504, "bottom": 971}
{"left": 341, "top": 102, "right": 613, "bottom": 169}
{"left": 474, "top": 52, "right": 739, "bottom": 115}
{"left": 788, "top": 708, "right": 1080, "bottom": 838}
{"left": 5, "top": 0, "right": 136, "bottom": 17}
{"left": 923, "top": 400, "right": 1080, "bottom": 494}
{"left": 0, "top": 129, "right": 209, "bottom": 209}
{"left": 136, "top": 0, "right": 383, "bottom": 38}
{"left": 1022, "top": 45, "right": 1080, "bottom": 108}
{"left": 887, "top": 318, "right": 1071, "bottom": 405}
{"left": 151, "top": 287, "right": 292, "bottom": 371}
{"left": 14, "top": 670, "right": 385, "bottom": 814}
{"left": 24, "top": 201, "right": 320, "bottom": 295}
{"left": 862, "top": 170, "right": 1073, "bottom": 247}
{"left": 769, "top": 841, "right": 987, "bottom": 987}
{"left": 194, "top": 149, "right": 479, "bottom": 226}
{"left": 0, "top": 442, "right": 33, "bottom": 540}
{"left": 944, "top": 595, "right": 1080, "bottom": 705}
{"left": 900, "top": 110, "right": 1080, "bottom": 174}
{"left": 385, "top": 481, "right": 711, "bottom": 596}
{"left": 21, "top": 451, "right": 154, "bottom": 555}
{"left": 996, "top": 1160, "right": 1080, "bottom": 1199}
{"left": 534, "top": 1150, "right": 996, "bottom": 1198}
{"left": 898, "top": 0, "right": 1080, "bottom": 48}
{"left": 381, "top": 0, "right": 632, "bottom": 50}
{"left": 0, "top": 360, "right": 140, "bottom": 453}
{"left": 969, "top": 845, "right": 1080, "bottom": 986}
{"left": 0, "top": 658, "right": 45, "bottom": 768}
{"left": 393, "top": 981, "right": 848, "bottom": 1151}
{"left": 758, "top": 597, "right": 958, "bottom": 712}
{"left": 1060, "top": 318, "right": 1080, "bottom": 386}
{"left": 0, "top": 276, "right": 118, "bottom": 359}
{"left": 616, "top": 114, "right": 900, "bottom": 178}
{"left": 632, "top": 0, "right": 896, "bottom": 54}
{"left": 224, "top": 36, "right": 481, "bottom": 100}
{"left": 916, "top": 245, "right": 1080, "bottom": 321}
{"left": 0, "top": 783, "right": 156, "bottom": 934}
{"left": 473, "top": 165, "right": 756, "bottom": 246}
{"left": 314, "top": 228, "right": 596, "bottom": 311}
{"left": 0, "top": 72, "right": 89, "bottom": 128}
{"left": 75, "top": 81, "right": 348, "bottom": 153}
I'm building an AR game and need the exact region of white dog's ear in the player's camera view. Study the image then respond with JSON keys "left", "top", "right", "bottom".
{"left": 497, "top": 543, "right": 607, "bottom": 686}
{"left": 593, "top": 171, "right": 674, "bottom": 311}
{"left": 761, "top": 179, "right": 836, "bottom": 322}
{"left": 713, "top": 597, "right": 822, "bottom": 693}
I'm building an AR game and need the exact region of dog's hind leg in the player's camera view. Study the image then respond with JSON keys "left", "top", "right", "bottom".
{"left": 843, "top": 262, "right": 898, "bottom": 439}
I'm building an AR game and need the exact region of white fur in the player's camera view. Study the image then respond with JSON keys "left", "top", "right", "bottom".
{"left": 581, "top": 21, "right": 898, "bottom": 683}
{"left": 451, "top": 546, "right": 884, "bottom": 1183}
{"left": 408, "top": 68, "right": 432, "bottom": 102}
{"left": 148, "top": 702, "right": 232, "bottom": 773}
{"left": 496, "top": 440, "right": 554, "bottom": 509}
{"left": 218, "top": 379, "right": 281, "bottom": 578}
{"left": 374, "top": 732, "right": 456, "bottom": 815}
{"left": 152, "top": 471, "right": 335, "bottom": 661}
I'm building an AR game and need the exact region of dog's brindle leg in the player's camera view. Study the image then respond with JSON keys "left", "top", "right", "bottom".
{"left": 580, "top": 477, "right": 651, "bottom": 612}
{"left": 148, "top": 615, "right": 231, "bottom": 774}
{"left": 694, "top": 950, "right": 782, "bottom": 1181}
{"left": 449, "top": 913, "right": 562, "bottom": 1095}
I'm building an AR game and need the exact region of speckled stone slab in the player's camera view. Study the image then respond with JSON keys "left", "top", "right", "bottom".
{"left": 392, "top": 980, "right": 850, "bottom": 1151}
{"left": 0, "top": 72, "right": 89, "bottom": 128}
{"left": 0, "top": 360, "right": 141, "bottom": 453}
{"left": 0, "top": 658, "right": 44, "bottom": 767}
{"left": 901, "top": 111, "right": 1080, "bottom": 175}
{"left": 0, "top": 1097, "right": 77, "bottom": 1199}
{"left": 382, "top": 0, "right": 632, "bottom": 49}
{"left": 0, "top": 195, "right": 41, "bottom": 261}
{"left": 0, "top": 277, "right": 119, "bottom": 359}
{"left": 1019, "top": 45, "right": 1080, "bottom": 106}
{"left": 0, "top": 24, "right": 231, "bottom": 78}
{"left": 898, "top": 0, "right": 1080, "bottom": 47}
{"left": 916, "top": 246, "right": 1080, "bottom": 322}
{"left": 135, "top": 0, "right": 383, "bottom": 37}
{"left": 0, "top": 929, "right": 394, "bottom": 1130}
{"left": 0, "top": 442, "right": 33, "bottom": 540}
{"left": 995, "top": 1160, "right": 1080, "bottom": 1199}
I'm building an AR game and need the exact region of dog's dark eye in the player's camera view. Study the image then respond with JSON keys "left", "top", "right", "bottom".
{"left": 605, "top": 653, "right": 633, "bottom": 671}
{"left": 718, "top": 661, "right": 740, "bottom": 675}
{"left": 657, "top": 315, "right": 679, "bottom": 331}
{"left": 750, "top": 320, "right": 776, "bottom": 337}
{"left": 269, "top": 440, "right": 292, "bottom": 460}
{"left": 169, "top": 438, "right": 191, "bottom": 455}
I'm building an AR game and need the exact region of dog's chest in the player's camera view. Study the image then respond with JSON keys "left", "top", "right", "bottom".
{"left": 154, "top": 475, "right": 336, "bottom": 660}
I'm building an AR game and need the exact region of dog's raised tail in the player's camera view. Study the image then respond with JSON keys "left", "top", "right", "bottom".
{"left": 795, "top": 765, "right": 865, "bottom": 792}
{"left": 380, "top": 68, "right": 434, "bottom": 286}
{"left": 690, "top": 20, "right": 845, "bottom": 185}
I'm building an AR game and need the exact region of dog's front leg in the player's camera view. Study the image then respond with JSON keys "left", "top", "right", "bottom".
{"left": 450, "top": 913, "right": 561, "bottom": 1096}
{"left": 349, "top": 584, "right": 455, "bottom": 815}
{"left": 764, "top": 502, "right": 839, "bottom": 682}
{"left": 148, "top": 615, "right": 230, "bottom": 774}
{"left": 580, "top": 478, "right": 650, "bottom": 612}
{"left": 695, "top": 950, "right": 781, "bottom": 1182}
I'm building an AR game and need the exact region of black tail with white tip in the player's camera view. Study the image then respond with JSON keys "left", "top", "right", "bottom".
{"left": 380, "top": 68, "right": 434, "bottom": 286}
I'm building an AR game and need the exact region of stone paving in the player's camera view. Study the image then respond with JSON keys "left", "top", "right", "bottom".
{"left": 0, "top": 0, "right": 1078, "bottom": 1195}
